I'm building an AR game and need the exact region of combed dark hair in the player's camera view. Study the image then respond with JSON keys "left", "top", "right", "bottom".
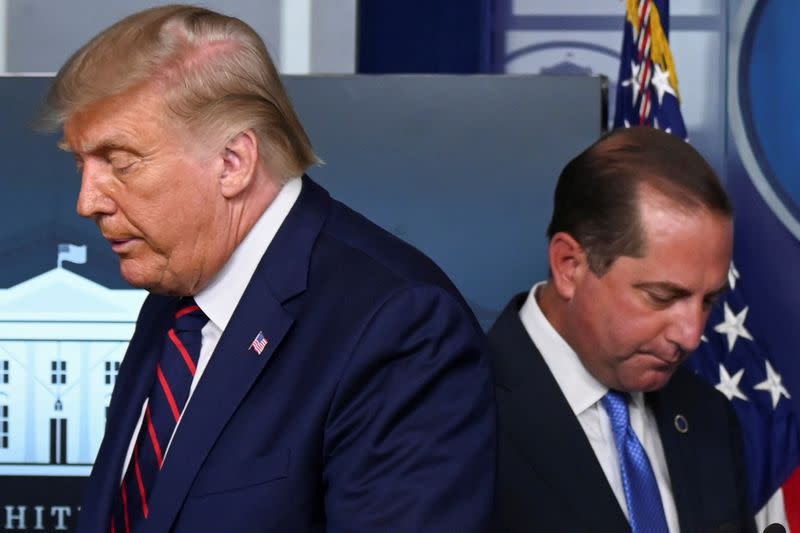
{"left": 547, "top": 126, "right": 732, "bottom": 275}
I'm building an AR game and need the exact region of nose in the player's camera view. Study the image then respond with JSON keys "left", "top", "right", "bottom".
{"left": 666, "top": 299, "right": 708, "bottom": 354}
{"left": 76, "top": 160, "right": 116, "bottom": 219}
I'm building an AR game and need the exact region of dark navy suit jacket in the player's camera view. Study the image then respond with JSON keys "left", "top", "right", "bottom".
{"left": 77, "top": 176, "right": 496, "bottom": 532}
{"left": 488, "top": 293, "right": 755, "bottom": 533}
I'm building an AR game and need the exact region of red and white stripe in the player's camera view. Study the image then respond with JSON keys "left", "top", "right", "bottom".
{"left": 632, "top": 0, "right": 655, "bottom": 124}
{"left": 758, "top": 467, "right": 800, "bottom": 532}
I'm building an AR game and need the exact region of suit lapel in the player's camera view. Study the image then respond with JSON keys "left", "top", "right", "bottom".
{"left": 143, "top": 175, "right": 330, "bottom": 532}
{"left": 648, "top": 374, "right": 703, "bottom": 533}
{"left": 489, "top": 294, "right": 630, "bottom": 532}
{"left": 144, "top": 276, "right": 293, "bottom": 531}
{"left": 77, "top": 295, "right": 174, "bottom": 533}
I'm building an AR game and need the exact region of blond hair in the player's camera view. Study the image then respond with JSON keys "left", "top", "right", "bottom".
{"left": 41, "top": 5, "right": 319, "bottom": 180}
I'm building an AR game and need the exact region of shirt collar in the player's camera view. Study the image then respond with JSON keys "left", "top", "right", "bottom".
{"left": 195, "top": 177, "right": 302, "bottom": 332}
{"left": 518, "top": 281, "right": 608, "bottom": 416}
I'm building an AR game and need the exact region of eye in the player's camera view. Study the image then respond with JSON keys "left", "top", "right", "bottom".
{"left": 641, "top": 289, "right": 687, "bottom": 310}
{"left": 113, "top": 162, "right": 135, "bottom": 174}
{"left": 645, "top": 291, "right": 675, "bottom": 306}
{"left": 107, "top": 152, "right": 140, "bottom": 174}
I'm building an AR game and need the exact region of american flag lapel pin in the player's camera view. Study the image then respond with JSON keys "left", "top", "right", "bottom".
{"left": 249, "top": 331, "right": 268, "bottom": 355}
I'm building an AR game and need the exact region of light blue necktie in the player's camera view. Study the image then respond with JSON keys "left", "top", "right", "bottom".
{"left": 602, "top": 390, "right": 670, "bottom": 533}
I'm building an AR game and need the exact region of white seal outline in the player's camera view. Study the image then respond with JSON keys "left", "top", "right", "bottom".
{"left": 729, "top": 0, "right": 800, "bottom": 241}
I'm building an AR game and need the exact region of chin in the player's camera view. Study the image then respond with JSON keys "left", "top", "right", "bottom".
{"left": 119, "top": 261, "right": 161, "bottom": 291}
{"left": 628, "top": 368, "right": 676, "bottom": 392}
{"left": 121, "top": 262, "right": 193, "bottom": 296}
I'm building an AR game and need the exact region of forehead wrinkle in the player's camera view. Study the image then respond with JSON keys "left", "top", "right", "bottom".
{"left": 66, "top": 122, "right": 141, "bottom": 155}
{"left": 64, "top": 89, "right": 167, "bottom": 154}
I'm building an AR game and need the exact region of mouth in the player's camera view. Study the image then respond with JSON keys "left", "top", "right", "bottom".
{"left": 637, "top": 351, "right": 683, "bottom": 368}
{"left": 106, "top": 237, "right": 138, "bottom": 254}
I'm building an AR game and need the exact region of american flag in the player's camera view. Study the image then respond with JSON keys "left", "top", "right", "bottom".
{"left": 689, "top": 263, "right": 800, "bottom": 530}
{"left": 614, "top": 0, "right": 687, "bottom": 139}
{"left": 250, "top": 331, "right": 268, "bottom": 355}
{"left": 614, "top": 1, "right": 800, "bottom": 529}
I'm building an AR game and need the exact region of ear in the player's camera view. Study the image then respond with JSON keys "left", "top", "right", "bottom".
{"left": 219, "top": 130, "right": 259, "bottom": 199}
{"left": 548, "top": 232, "right": 589, "bottom": 300}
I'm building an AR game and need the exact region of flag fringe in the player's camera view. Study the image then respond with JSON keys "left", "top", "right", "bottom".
{"left": 626, "top": 0, "right": 682, "bottom": 100}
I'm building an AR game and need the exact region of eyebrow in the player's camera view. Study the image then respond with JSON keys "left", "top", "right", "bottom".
{"left": 705, "top": 283, "right": 730, "bottom": 301}
{"left": 634, "top": 282, "right": 691, "bottom": 298}
{"left": 58, "top": 137, "right": 141, "bottom": 157}
{"left": 634, "top": 281, "right": 730, "bottom": 300}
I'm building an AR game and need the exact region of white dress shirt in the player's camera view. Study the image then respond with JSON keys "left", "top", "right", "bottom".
{"left": 120, "top": 177, "right": 302, "bottom": 480}
{"left": 518, "top": 282, "right": 681, "bottom": 532}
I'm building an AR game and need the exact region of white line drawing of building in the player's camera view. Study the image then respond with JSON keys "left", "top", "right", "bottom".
{"left": 0, "top": 246, "right": 145, "bottom": 476}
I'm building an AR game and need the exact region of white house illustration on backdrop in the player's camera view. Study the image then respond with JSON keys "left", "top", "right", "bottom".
{"left": 0, "top": 244, "right": 146, "bottom": 476}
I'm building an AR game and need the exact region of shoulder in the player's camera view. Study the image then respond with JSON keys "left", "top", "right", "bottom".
{"left": 486, "top": 293, "right": 528, "bottom": 347}
{"left": 291, "top": 175, "right": 460, "bottom": 298}
{"left": 485, "top": 293, "right": 535, "bottom": 388}
{"left": 326, "top": 199, "right": 452, "bottom": 281}
{"left": 310, "top": 195, "right": 473, "bottom": 314}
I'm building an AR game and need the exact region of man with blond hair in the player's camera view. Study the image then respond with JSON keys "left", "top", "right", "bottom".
{"left": 43, "top": 6, "right": 495, "bottom": 532}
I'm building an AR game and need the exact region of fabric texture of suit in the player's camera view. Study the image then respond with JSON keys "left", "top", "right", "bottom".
{"left": 77, "top": 176, "right": 496, "bottom": 532}
{"left": 489, "top": 293, "right": 755, "bottom": 533}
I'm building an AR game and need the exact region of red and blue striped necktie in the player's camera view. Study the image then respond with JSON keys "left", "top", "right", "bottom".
{"left": 110, "top": 298, "right": 208, "bottom": 533}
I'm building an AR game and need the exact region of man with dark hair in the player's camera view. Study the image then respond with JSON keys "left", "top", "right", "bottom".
{"left": 489, "top": 127, "right": 756, "bottom": 532}
{"left": 46, "top": 6, "right": 495, "bottom": 532}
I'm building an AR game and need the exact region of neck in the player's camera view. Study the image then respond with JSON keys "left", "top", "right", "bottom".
{"left": 230, "top": 176, "right": 283, "bottom": 247}
{"left": 190, "top": 175, "right": 284, "bottom": 295}
{"left": 536, "top": 281, "right": 567, "bottom": 338}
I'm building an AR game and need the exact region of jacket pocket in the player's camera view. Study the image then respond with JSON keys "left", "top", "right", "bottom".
{"left": 190, "top": 448, "right": 290, "bottom": 497}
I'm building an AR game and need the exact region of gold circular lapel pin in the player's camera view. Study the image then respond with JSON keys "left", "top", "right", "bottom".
{"left": 674, "top": 414, "right": 689, "bottom": 433}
